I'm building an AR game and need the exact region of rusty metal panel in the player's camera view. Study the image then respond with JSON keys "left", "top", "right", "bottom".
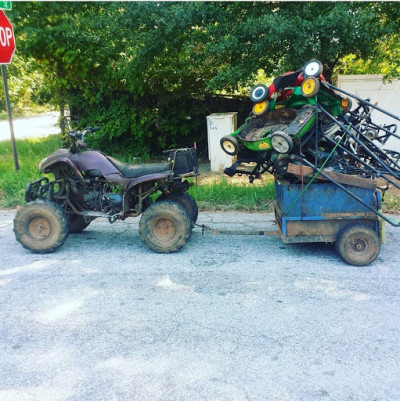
{"left": 287, "top": 163, "right": 377, "bottom": 190}
{"left": 274, "top": 180, "right": 380, "bottom": 243}
{"left": 285, "top": 218, "right": 376, "bottom": 237}
{"left": 275, "top": 181, "right": 378, "bottom": 217}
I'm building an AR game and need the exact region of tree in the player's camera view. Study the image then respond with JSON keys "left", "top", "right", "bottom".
{"left": 8, "top": 2, "right": 400, "bottom": 155}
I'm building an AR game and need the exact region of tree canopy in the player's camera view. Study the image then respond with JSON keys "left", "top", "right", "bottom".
{"left": 5, "top": 1, "right": 400, "bottom": 156}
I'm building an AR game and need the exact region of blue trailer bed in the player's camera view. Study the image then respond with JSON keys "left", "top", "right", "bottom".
{"left": 274, "top": 179, "right": 383, "bottom": 265}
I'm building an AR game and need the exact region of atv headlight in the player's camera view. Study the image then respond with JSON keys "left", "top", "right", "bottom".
{"left": 270, "top": 131, "right": 293, "bottom": 154}
{"left": 301, "top": 77, "right": 320, "bottom": 98}
{"left": 303, "top": 59, "right": 323, "bottom": 77}
{"left": 250, "top": 84, "right": 268, "bottom": 103}
{"left": 252, "top": 100, "right": 269, "bottom": 116}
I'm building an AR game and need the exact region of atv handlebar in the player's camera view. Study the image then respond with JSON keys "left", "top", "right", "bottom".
{"left": 68, "top": 126, "right": 100, "bottom": 140}
{"left": 68, "top": 126, "right": 101, "bottom": 153}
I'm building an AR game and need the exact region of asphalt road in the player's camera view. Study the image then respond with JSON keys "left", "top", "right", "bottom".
{"left": 0, "top": 112, "right": 59, "bottom": 141}
{"left": 1, "top": 210, "right": 400, "bottom": 401}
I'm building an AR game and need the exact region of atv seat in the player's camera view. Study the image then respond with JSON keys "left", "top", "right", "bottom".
{"left": 106, "top": 156, "right": 172, "bottom": 178}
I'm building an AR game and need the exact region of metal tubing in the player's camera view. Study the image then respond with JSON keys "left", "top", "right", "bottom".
{"left": 324, "top": 81, "right": 400, "bottom": 123}
{"left": 318, "top": 131, "right": 400, "bottom": 191}
{"left": 311, "top": 108, "right": 400, "bottom": 190}
{"left": 314, "top": 107, "right": 318, "bottom": 168}
{"left": 319, "top": 104, "right": 400, "bottom": 179}
{"left": 300, "top": 158, "right": 400, "bottom": 227}
{"left": 338, "top": 114, "right": 400, "bottom": 173}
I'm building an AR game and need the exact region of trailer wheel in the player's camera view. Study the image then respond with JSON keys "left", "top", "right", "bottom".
{"left": 68, "top": 214, "right": 95, "bottom": 234}
{"left": 156, "top": 192, "right": 198, "bottom": 223}
{"left": 139, "top": 200, "right": 192, "bottom": 253}
{"left": 335, "top": 224, "right": 380, "bottom": 266}
{"left": 14, "top": 200, "right": 69, "bottom": 253}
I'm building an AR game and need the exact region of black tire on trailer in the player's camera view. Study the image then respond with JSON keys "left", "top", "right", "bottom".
{"left": 13, "top": 200, "right": 69, "bottom": 253}
{"left": 335, "top": 224, "right": 380, "bottom": 266}
{"left": 68, "top": 214, "right": 95, "bottom": 234}
{"left": 220, "top": 135, "right": 240, "bottom": 156}
{"left": 156, "top": 191, "right": 198, "bottom": 223}
{"left": 139, "top": 200, "right": 192, "bottom": 253}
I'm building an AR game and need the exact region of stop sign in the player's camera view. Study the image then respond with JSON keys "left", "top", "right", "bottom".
{"left": 0, "top": 10, "right": 15, "bottom": 64}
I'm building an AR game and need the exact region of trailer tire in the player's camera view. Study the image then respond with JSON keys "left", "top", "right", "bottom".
{"left": 139, "top": 200, "right": 192, "bottom": 253}
{"left": 14, "top": 200, "right": 69, "bottom": 253}
{"left": 335, "top": 224, "right": 380, "bottom": 266}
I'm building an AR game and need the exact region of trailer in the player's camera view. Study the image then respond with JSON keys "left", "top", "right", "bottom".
{"left": 216, "top": 59, "right": 400, "bottom": 266}
{"left": 274, "top": 165, "right": 383, "bottom": 266}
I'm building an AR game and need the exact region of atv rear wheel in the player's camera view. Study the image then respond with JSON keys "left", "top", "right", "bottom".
{"left": 14, "top": 200, "right": 69, "bottom": 253}
{"left": 68, "top": 214, "right": 95, "bottom": 234}
{"left": 139, "top": 200, "right": 192, "bottom": 253}
{"left": 156, "top": 192, "right": 198, "bottom": 223}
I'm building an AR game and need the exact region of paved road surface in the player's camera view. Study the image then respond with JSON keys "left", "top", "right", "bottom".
{"left": 0, "top": 112, "right": 59, "bottom": 141}
{"left": 1, "top": 210, "right": 400, "bottom": 401}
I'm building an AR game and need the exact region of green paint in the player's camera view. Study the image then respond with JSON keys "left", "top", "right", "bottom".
{"left": 0, "top": 2, "right": 11, "bottom": 11}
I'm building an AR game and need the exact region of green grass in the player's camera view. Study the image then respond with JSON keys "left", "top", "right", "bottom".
{"left": 188, "top": 177, "right": 276, "bottom": 212}
{"left": 0, "top": 136, "right": 62, "bottom": 207}
{"left": 380, "top": 193, "right": 400, "bottom": 214}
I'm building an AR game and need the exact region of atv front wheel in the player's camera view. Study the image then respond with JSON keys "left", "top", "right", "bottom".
{"left": 139, "top": 200, "right": 192, "bottom": 253}
{"left": 14, "top": 200, "right": 69, "bottom": 253}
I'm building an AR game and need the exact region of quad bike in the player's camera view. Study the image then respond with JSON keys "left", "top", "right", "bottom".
{"left": 14, "top": 127, "right": 199, "bottom": 254}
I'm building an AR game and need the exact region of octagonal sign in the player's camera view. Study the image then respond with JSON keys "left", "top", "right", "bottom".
{"left": 0, "top": 10, "right": 15, "bottom": 64}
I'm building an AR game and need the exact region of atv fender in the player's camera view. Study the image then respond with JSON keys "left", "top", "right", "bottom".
{"left": 122, "top": 171, "right": 174, "bottom": 213}
{"left": 39, "top": 157, "right": 85, "bottom": 183}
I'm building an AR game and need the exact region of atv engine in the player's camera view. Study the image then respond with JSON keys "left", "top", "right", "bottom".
{"left": 81, "top": 181, "right": 123, "bottom": 213}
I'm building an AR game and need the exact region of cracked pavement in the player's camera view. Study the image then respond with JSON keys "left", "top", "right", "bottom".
{"left": 1, "top": 209, "right": 400, "bottom": 401}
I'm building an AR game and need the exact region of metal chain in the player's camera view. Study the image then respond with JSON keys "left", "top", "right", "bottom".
{"left": 194, "top": 222, "right": 213, "bottom": 235}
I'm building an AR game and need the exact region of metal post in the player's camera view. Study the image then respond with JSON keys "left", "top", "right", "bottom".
{"left": 1, "top": 64, "right": 19, "bottom": 171}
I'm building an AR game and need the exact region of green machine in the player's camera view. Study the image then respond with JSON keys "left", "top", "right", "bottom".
{"left": 220, "top": 60, "right": 349, "bottom": 181}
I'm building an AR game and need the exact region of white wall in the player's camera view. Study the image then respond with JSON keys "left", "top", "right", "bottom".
{"left": 337, "top": 75, "right": 400, "bottom": 152}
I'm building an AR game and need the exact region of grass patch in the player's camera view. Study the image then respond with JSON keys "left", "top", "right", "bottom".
{"left": 188, "top": 174, "right": 276, "bottom": 212}
{"left": 381, "top": 193, "right": 400, "bottom": 214}
{"left": 0, "top": 135, "right": 62, "bottom": 207}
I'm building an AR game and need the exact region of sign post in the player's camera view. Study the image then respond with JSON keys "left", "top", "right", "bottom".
{"left": 0, "top": 9, "right": 18, "bottom": 171}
